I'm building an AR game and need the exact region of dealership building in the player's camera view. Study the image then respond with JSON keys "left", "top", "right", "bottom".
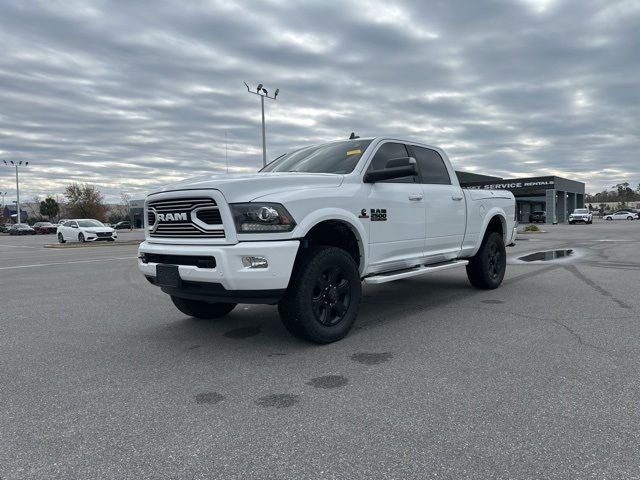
{"left": 457, "top": 172, "right": 586, "bottom": 223}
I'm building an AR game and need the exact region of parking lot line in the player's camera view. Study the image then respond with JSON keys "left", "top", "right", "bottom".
{"left": 0, "top": 256, "right": 137, "bottom": 270}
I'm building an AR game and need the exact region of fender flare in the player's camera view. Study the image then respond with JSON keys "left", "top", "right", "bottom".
{"left": 471, "top": 208, "right": 508, "bottom": 256}
{"left": 295, "top": 208, "right": 368, "bottom": 273}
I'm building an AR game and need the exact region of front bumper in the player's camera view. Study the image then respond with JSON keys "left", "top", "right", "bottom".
{"left": 85, "top": 233, "right": 117, "bottom": 241}
{"left": 138, "top": 239, "right": 300, "bottom": 295}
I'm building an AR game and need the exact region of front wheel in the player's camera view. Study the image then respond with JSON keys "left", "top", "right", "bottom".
{"left": 171, "top": 296, "right": 236, "bottom": 319}
{"left": 58, "top": 233, "right": 66, "bottom": 244}
{"left": 466, "top": 231, "right": 506, "bottom": 290}
{"left": 278, "top": 247, "right": 361, "bottom": 344}
{"left": 78, "top": 233, "right": 86, "bottom": 243}
{"left": 627, "top": 216, "right": 634, "bottom": 221}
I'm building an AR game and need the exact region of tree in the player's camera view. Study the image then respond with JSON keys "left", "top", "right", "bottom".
{"left": 39, "top": 196, "right": 60, "bottom": 221}
{"left": 121, "top": 192, "right": 132, "bottom": 223}
{"left": 64, "top": 183, "right": 106, "bottom": 221}
{"left": 613, "top": 183, "right": 636, "bottom": 203}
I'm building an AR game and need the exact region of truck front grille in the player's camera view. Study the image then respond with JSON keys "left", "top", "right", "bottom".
{"left": 147, "top": 196, "right": 225, "bottom": 239}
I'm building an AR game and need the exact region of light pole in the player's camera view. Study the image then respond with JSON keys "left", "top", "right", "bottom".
{"left": 0, "top": 191, "right": 6, "bottom": 210}
{"left": 2, "top": 160, "right": 28, "bottom": 224}
{"left": 244, "top": 82, "right": 279, "bottom": 167}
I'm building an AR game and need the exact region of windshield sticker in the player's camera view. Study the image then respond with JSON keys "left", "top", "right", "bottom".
{"left": 346, "top": 149, "right": 362, "bottom": 156}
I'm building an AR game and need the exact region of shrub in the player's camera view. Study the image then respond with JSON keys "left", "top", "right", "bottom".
{"left": 524, "top": 224, "right": 540, "bottom": 232}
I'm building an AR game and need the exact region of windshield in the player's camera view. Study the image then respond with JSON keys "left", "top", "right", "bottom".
{"left": 261, "top": 139, "right": 373, "bottom": 174}
{"left": 574, "top": 209, "right": 589, "bottom": 214}
{"left": 78, "top": 220, "right": 104, "bottom": 228}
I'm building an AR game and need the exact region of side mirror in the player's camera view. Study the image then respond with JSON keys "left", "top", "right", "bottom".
{"left": 364, "top": 157, "right": 418, "bottom": 183}
{"left": 385, "top": 156, "right": 416, "bottom": 168}
{"left": 71, "top": 224, "right": 78, "bottom": 228}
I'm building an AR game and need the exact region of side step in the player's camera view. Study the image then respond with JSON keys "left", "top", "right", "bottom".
{"left": 364, "top": 260, "right": 469, "bottom": 285}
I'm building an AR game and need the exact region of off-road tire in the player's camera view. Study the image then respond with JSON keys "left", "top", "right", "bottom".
{"left": 278, "top": 246, "right": 361, "bottom": 344}
{"left": 466, "top": 231, "right": 506, "bottom": 290}
{"left": 171, "top": 296, "right": 236, "bottom": 319}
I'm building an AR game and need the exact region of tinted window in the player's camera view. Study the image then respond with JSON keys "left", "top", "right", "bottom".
{"left": 412, "top": 146, "right": 451, "bottom": 185}
{"left": 63, "top": 221, "right": 73, "bottom": 227}
{"left": 366, "top": 142, "right": 414, "bottom": 183}
{"left": 261, "top": 139, "right": 372, "bottom": 174}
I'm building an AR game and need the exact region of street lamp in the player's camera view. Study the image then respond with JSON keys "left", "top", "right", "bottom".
{"left": 2, "top": 160, "right": 28, "bottom": 224}
{"left": 244, "top": 82, "right": 279, "bottom": 167}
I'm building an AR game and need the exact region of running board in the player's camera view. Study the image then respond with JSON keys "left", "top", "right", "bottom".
{"left": 364, "top": 260, "right": 469, "bottom": 285}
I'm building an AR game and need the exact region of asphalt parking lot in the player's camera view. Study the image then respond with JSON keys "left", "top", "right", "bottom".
{"left": 1, "top": 221, "right": 639, "bottom": 479}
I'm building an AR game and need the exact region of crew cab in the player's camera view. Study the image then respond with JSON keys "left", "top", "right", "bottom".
{"left": 138, "top": 137, "right": 517, "bottom": 343}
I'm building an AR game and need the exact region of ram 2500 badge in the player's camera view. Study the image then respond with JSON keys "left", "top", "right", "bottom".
{"left": 139, "top": 137, "right": 517, "bottom": 343}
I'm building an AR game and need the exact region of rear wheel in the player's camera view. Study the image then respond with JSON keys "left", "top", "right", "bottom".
{"left": 278, "top": 247, "right": 361, "bottom": 344}
{"left": 627, "top": 216, "right": 633, "bottom": 221}
{"left": 171, "top": 296, "right": 236, "bottom": 319}
{"left": 58, "top": 233, "right": 66, "bottom": 244}
{"left": 466, "top": 231, "right": 506, "bottom": 290}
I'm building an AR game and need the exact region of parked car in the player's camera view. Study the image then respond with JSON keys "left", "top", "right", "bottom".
{"left": 604, "top": 211, "right": 639, "bottom": 221}
{"left": 569, "top": 208, "right": 593, "bottom": 224}
{"left": 33, "top": 221, "right": 57, "bottom": 234}
{"left": 138, "top": 136, "right": 517, "bottom": 343}
{"left": 0, "top": 223, "right": 13, "bottom": 233}
{"left": 528, "top": 211, "right": 546, "bottom": 223}
{"left": 114, "top": 221, "right": 131, "bottom": 230}
{"left": 57, "top": 219, "right": 118, "bottom": 243}
{"left": 9, "top": 223, "right": 36, "bottom": 235}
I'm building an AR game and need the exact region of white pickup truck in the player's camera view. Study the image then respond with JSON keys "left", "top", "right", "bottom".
{"left": 139, "top": 137, "right": 517, "bottom": 343}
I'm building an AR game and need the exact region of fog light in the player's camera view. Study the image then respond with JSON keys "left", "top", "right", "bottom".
{"left": 242, "top": 256, "right": 268, "bottom": 268}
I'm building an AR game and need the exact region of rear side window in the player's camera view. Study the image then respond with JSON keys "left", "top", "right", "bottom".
{"left": 367, "top": 142, "right": 414, "bottom": 183}
{"left": 412, "top": 146, "right": 451, "bottom": 185}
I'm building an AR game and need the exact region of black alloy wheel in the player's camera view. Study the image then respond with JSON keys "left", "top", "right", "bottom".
{"left": 486, "top": 240, "right": 503, "bottom": 281}
{"left": 278, "top": 246, "right": 362, "bottom": 344}
{"left": 311, "top": 266, "right": 352, "bottom": 327}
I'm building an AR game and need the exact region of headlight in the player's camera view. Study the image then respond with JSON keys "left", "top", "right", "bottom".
{"left": 230, "top": 203, "right": 296, "bottom": 233}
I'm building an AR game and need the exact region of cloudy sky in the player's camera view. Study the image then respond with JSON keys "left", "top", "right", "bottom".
{"left": 0, "top": 0, "right": 638, "bottom": 202}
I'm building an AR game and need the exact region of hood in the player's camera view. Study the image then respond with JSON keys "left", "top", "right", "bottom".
{"left": 150, "top": 172, "right": 344, "bottom": 203}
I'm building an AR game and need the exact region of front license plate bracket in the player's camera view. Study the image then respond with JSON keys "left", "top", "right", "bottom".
{"left": 156, "top": 264, "right": 181, "bottom": 288}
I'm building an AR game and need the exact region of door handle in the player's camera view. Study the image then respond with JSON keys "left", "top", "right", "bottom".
{"left": 452, "top": 195, "right": 463, "bottom": 201}
{"left": 408, "top": 194, "right": 424, "bottom": 201}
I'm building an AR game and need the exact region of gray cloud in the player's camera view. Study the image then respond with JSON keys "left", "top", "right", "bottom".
{"left": 0, "top": 0, "right": 639, "bottom": 203}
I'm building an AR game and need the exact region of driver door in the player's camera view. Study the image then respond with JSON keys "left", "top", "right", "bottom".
{"left": 365, "top": 142, "right": 426, "bottom": 271}
{"left": 63, "top": 221, "right": 77, "bottom": 240}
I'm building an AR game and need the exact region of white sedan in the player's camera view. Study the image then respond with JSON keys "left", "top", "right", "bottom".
{"left": 57, "top": 219, "right": 118, "bottom": 243}
{"left": 604, "top": 211, "right": 639, "bottom": 221}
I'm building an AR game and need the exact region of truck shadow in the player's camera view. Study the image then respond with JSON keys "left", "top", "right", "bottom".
{"left": 149, "top": 273, "right": 476, "bottom": 350}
